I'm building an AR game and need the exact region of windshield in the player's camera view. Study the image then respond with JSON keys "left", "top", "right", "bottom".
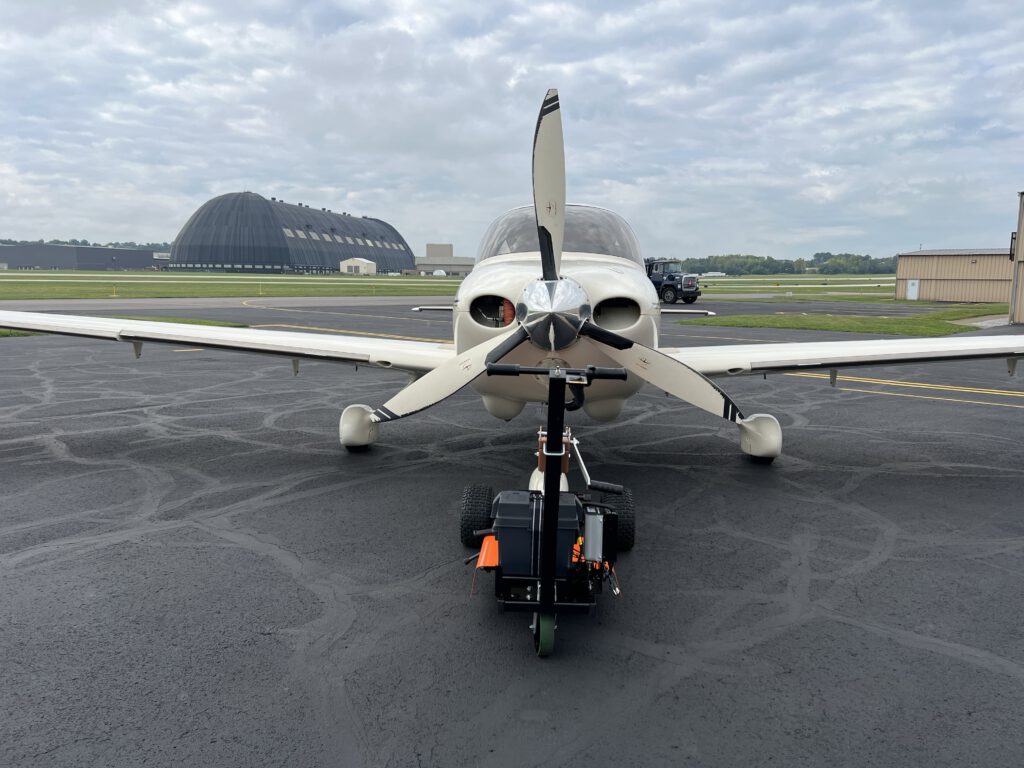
{"left": 477, "top": 205, "right": 643, "bottom": 265}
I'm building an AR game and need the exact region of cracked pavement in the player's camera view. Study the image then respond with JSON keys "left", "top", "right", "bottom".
{"left": 2, "top": 298, "right": 1024, "bottom": 767}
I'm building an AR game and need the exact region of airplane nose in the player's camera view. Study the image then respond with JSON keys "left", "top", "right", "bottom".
{"left": 516, "top": 277, "right": 591, "bottom": 351}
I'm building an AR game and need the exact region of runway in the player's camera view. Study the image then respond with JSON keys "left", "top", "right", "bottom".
{"left": 2, "top": 298, "right": 1024, "bottom": 767}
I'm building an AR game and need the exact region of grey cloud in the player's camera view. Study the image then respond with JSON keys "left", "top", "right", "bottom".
{"left": 0, "top": 0, "right": 1021, "bottom": 259}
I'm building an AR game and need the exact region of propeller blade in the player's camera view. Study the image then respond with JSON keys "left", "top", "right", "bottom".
{"left": 371, "top": 326, "right": 530, "bottom": 423}
{"left": 533, "top": 88, "right": 566, "bottom": 281}
{"left": 485, "top": 325, "right": 530, "bottom": 365}
{"left": 578, "top": 327, "right": 744, "bottom": 423}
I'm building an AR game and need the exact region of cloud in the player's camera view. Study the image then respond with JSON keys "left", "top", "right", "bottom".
{"left": 0, "top": 0, "right": 1021, "bottom": 258}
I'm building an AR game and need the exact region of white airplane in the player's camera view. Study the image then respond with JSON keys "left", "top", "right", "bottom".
{"left": 1, "top": 89, "right": 1022, "bottom": 464}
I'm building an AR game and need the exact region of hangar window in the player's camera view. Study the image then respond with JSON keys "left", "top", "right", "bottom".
{"left": 334, "top": 235, "right": 345, "bottom": 243}
{"left": 365, "top": 240, "right": 374, "bottom": 247}
{"left": 356, "top": 238, "right": 365, "bottom": 245}
{"left": 283, "top": 228, "right": 295, "bottom": 238}
{"left": 346, "top": 236, "right": 355, "bottom": 244}
{"left": 296, "top": 231, "right": 307, "bottom": 238}
{"left": 310, "top": 232, "right": 321, "bottom": 240}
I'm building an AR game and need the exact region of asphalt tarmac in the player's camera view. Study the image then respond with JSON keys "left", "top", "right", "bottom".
{"left": 2, "top": 297, "right": 1024, "bottom": 767}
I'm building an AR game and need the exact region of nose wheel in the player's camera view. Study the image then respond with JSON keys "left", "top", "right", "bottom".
{"left": 533, "top": 612, "right": 556, "bottom": 657}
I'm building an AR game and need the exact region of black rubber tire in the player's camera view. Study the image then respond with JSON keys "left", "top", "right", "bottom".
{"left": 660, "top": 287, "right": 678, "bottom": 304}
{"left": 460, "top": 485, "right": 495, "bottom": 548}
{"left": 748, "top": 454, "right": 776, "bottom": 465}
{"left": 533, "top": 612, "right": 555, "bottom": 657}
{"left": 601, "top": 488, "right": 635, "bottom": 551}
{"left": 682, "top": 296, "right": 697, "bottom": 304}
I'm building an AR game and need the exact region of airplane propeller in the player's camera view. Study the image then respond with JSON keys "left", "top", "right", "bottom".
{"left": 368, "top": 89, "right": 569, "bottom": 424}
{"left": 368, "top": 88, "right": 772, "bottom": 455}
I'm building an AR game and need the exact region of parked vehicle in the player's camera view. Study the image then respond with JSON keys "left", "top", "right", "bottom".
{"left": 644, "top": 259, "right": 701, "bottom": 303}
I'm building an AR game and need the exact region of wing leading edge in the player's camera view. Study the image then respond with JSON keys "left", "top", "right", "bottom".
{"left": 663, "top": 336, "right": 1024, "bottom": 377}
{"left": 0, "top": 310, "right": 452, "bottom": 374}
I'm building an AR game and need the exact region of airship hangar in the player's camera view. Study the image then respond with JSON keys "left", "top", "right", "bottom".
{"left": 169, "top": 192, "right": 414, "bottom": 274}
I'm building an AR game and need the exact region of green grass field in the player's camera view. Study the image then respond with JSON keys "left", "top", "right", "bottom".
{"left": 0, "top": 272, "right": 460, "bottom": 300}
{"left": 701, "top": 275, "right": 895, "bottom": 296}
{"left": 686, "top": 304, "right": 1008, "bottom": 337}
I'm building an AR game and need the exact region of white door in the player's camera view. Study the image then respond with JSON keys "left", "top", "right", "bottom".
{"left": 907, "top": 279, "right": 920, "bottom": 301}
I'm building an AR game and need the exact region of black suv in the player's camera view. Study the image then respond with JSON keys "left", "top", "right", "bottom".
{"left": 645, "top": 259, "right": 701, "bottom": 304}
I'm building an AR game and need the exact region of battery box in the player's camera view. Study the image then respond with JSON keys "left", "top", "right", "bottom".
{"left": 491, "top": 490, "right": 582, "bottom": 578}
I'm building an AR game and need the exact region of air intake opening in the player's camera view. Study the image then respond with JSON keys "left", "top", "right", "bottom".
{"left": 469, "top": 295, "right": 516, "bottom": 327}
{"left": 593, "top": 297, "right": 641, "bottom": 330}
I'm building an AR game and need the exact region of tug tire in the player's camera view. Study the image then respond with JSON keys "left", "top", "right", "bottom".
{"left": 601, "top": 488, "right": 635, "bottom": 552}
{"left": 460, "top": 485, "right": 495, "bottom": 548}
{"left": 534, "top": 612, "right": 555, "bottom": 657}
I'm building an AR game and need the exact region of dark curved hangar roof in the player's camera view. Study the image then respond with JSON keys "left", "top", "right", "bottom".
{"left": 170, "top": 192, "right": 414, "bottom": 273}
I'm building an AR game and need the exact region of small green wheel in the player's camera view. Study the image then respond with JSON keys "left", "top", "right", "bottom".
{"left": 533, "top": 612, "right": 555, "bottom": 657}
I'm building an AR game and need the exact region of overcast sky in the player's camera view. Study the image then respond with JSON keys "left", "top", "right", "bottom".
{"left": 1, "top": 0, "right": 1022, "bottom": 260}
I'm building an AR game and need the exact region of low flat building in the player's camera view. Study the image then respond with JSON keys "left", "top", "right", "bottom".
{"left": 0, "top": 243, "right": 157, "bottom": 270}
{"left": 413, "top": 244, "right": 474, "bottom": 277}
{"left": 895, "top": 248, "right": 1013, "bottom": 302}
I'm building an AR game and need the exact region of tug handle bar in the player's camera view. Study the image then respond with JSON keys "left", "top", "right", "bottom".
{"left": 485, "top": 363, "right": 628, "bottom": 381}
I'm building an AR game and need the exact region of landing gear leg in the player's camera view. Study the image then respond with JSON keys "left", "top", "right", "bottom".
{"left": 533, "top": 612, "right": 555, "bottom": 657}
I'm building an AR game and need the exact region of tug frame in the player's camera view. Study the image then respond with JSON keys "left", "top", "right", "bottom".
{"left": 466, "top": 362, "right": 632, "bottom": 656}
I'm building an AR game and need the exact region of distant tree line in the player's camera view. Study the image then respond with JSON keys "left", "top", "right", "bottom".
{"left": 809, "top": 252, "right": 896, "bottom": 274}
{"left": 668, "top": 252, "right": 896, "bottom": 275}
{"left": 0, "top": 238, "right": 172, "bottom": 250}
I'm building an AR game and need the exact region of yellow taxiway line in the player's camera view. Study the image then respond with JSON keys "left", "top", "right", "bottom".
{"left": 835, "top": 386, "right": 1024, "bottom": 409}
{"left": 786, "top": 372, "right": 1024, "bottom": 409}
{"left": 786, "top": 372, "right": 1024, "bottom": 398}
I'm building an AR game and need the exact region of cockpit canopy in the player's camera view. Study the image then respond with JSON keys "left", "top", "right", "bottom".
{"left": 476, "top": 205, "right": 643, "bottom": 265}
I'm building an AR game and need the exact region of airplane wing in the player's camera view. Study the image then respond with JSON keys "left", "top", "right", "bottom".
{"left": 0, "top": 310, "right": 452, "bottom": 374}
{"left": 664, "top": 335, "right": 1024, "bottom": 377}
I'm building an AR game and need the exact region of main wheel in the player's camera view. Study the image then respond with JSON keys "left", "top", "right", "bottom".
{"left": 661, "top": 287, "right": 678, "bottom": 304}
{"left": 682, "top": 296, "right": 697, "bottom": 304}
{"left": 533, "top": 612, "right": 555, "bottom": 657}
{"left": 459, "top": 485, "right": 494, "bottom": 547}
{"left": 601, "top": 488, "right": 635, "bottom": 551}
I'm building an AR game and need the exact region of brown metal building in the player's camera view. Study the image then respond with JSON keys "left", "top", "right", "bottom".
{"left": 895, "top": 249, "right": 1013, "bottom": 302}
